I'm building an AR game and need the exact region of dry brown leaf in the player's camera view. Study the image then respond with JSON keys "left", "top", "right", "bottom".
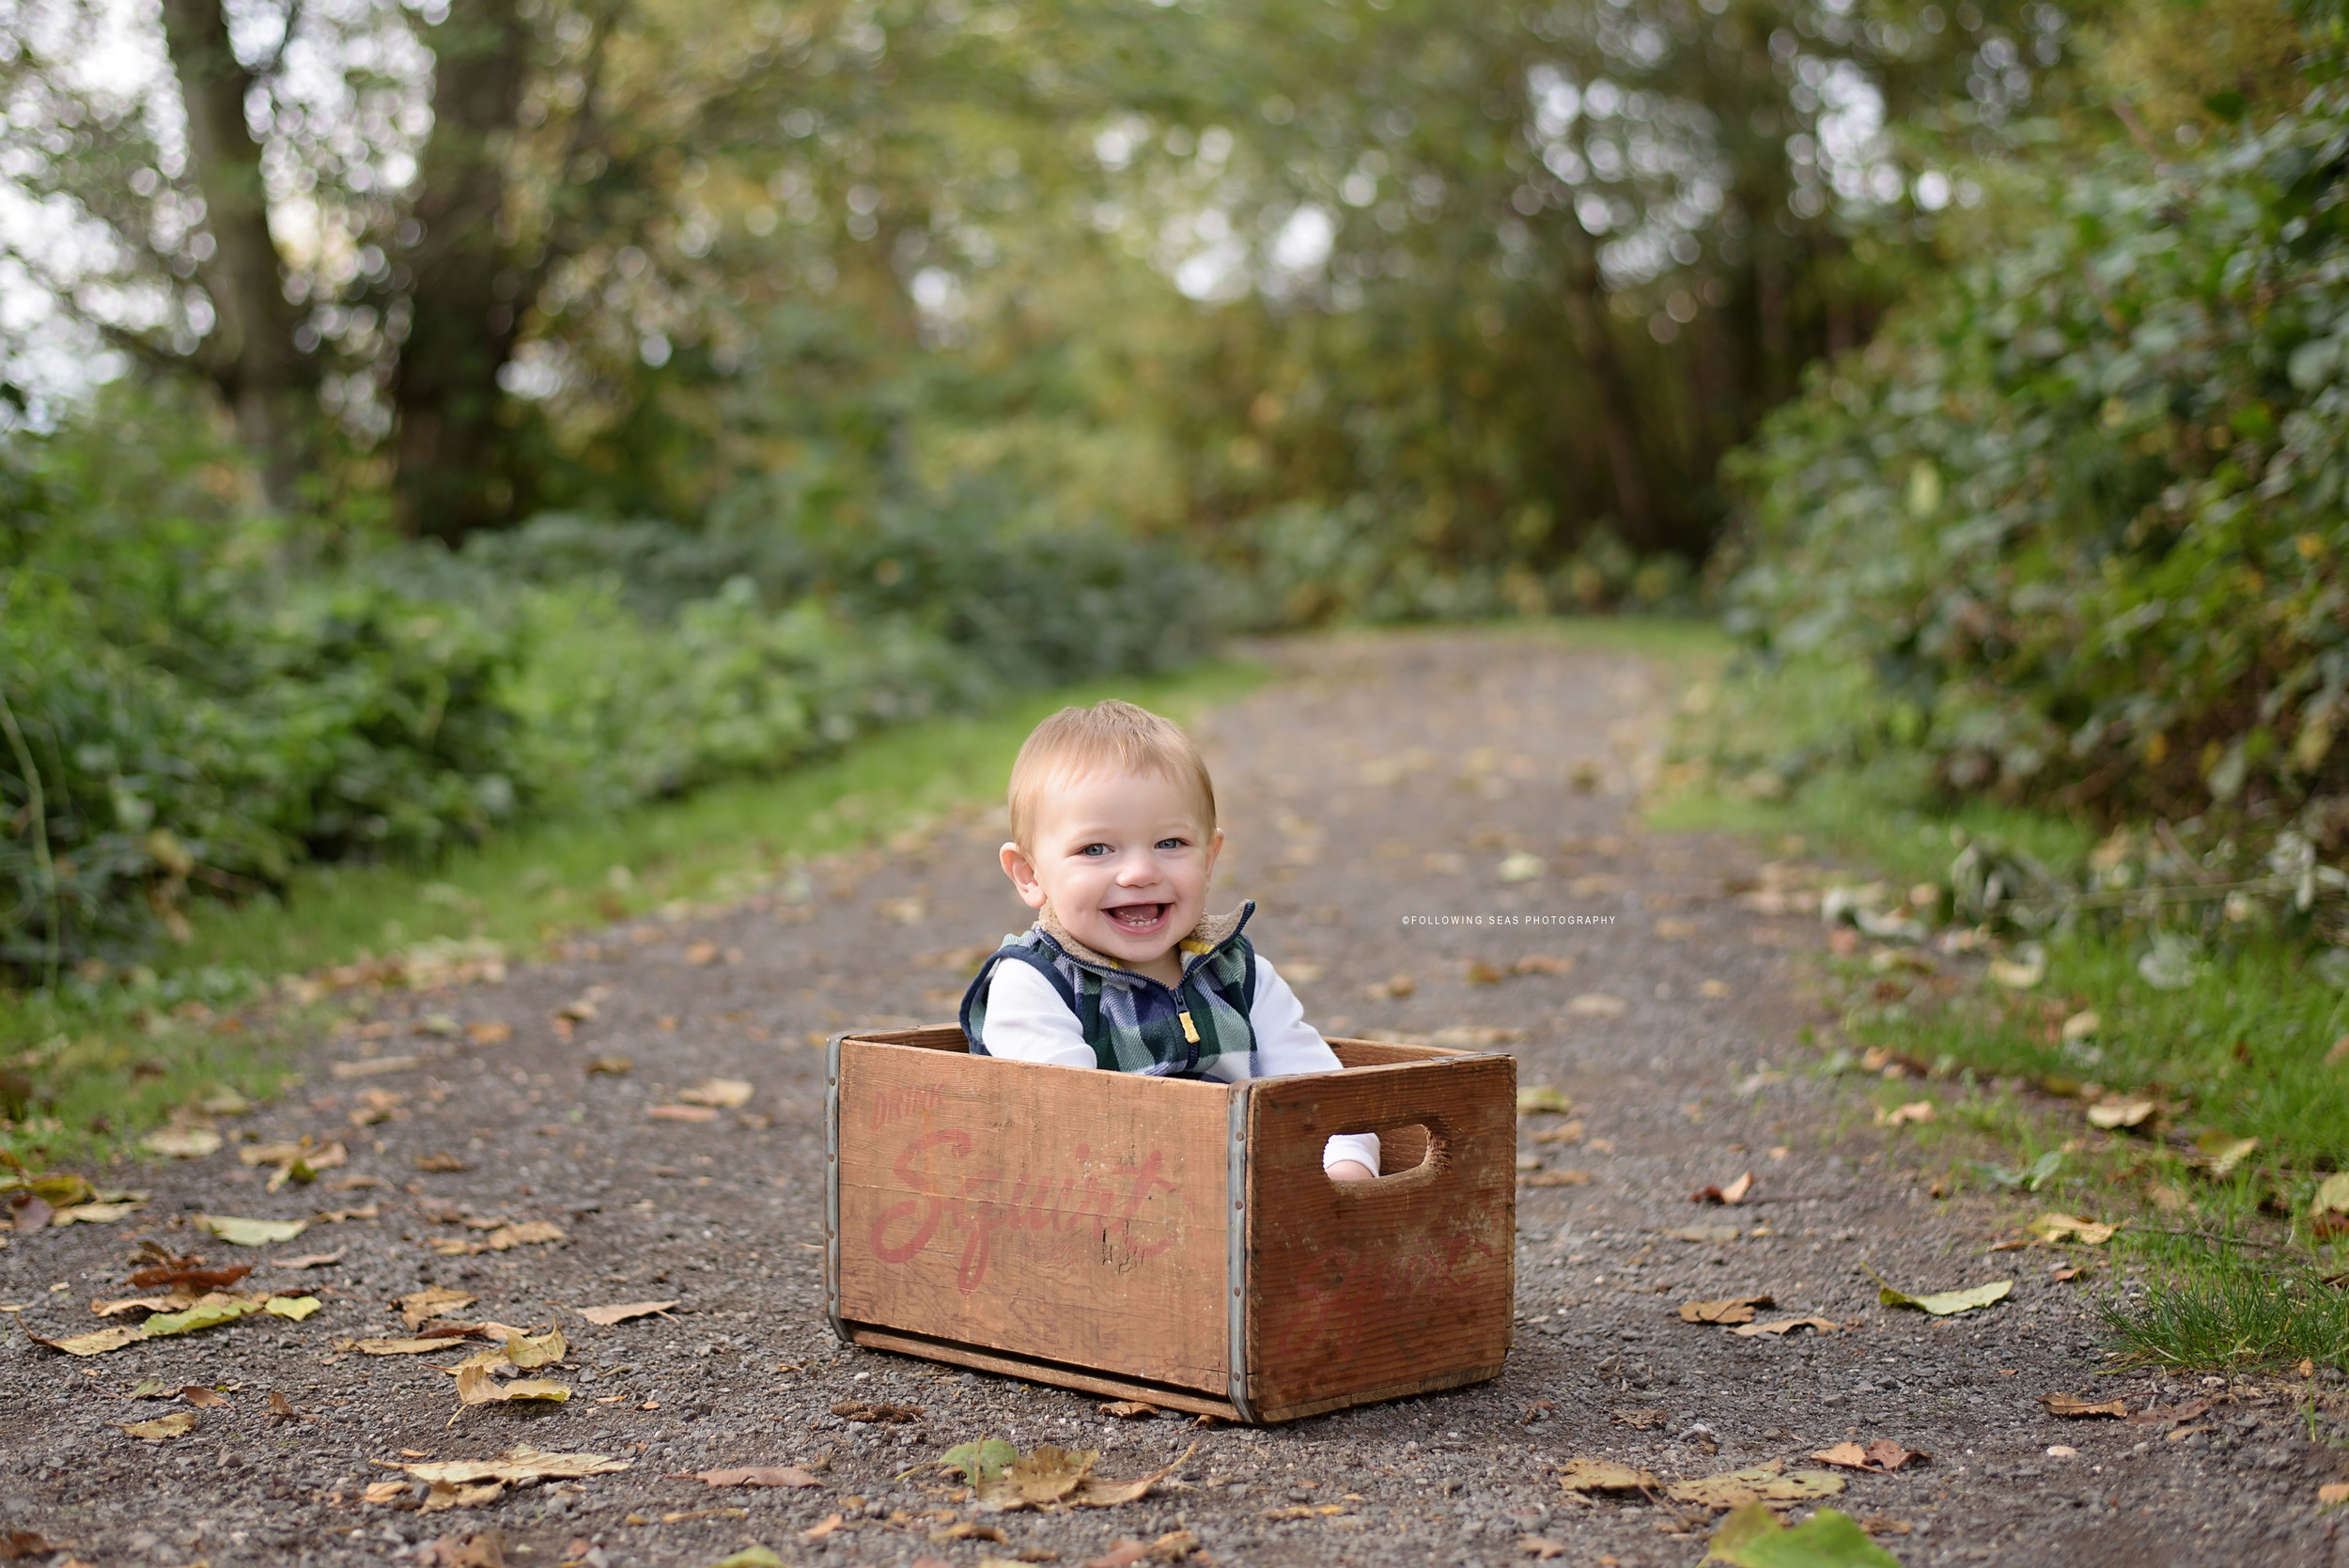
{"left": 800, "top": 1514, "right": 848, "bottom": 1544}
{"left": 1691, "top": 1172, "right": 1755, "bottom": 1205}
{"left": 89, "top": 1296, "right": 180, "bottom": 1317}
{"left": 454, "top": 1365, "right": 570, "bottom": 1406}
{"left": 350, "top": 1337, "right": 468, "bottom": 1356}
{"left": 272, "top": 1249, "right": 346, "bottom": 1269}
{"left": 1519, "top": 1537, "right": 1569, "bottom": 1560}
{"left": 683, "top": 941, "right": 721, "bottom": 966}
{"left": 1085, "top": 1540, "right": 1152, "bottom": 1568}
{"left": 1877, "top": 1101, "right": 1937, "bottom": 1126}
{"left": 1099, "top": 1400, "right": 1159, "bottom": 1419}
{"left": 677, "top": 1078, "right": 754, "bottom": 1109}
{"left": 396, "top": 1448, "right": 630, "bottom": 1485}
{"left": 583, "top": 1056, "right": 632, "bottom": 1077}
{"left": 363, "top": 1480, "right": 409, "bottom": 1504}
{"left": 2087, "top": 1096, "right": 2157, "bottom": 1129}
{"left": 1664, "top": 1461, "right": 1844, "bottom": 1511}
{"left": 484, "top": 1221, "right": 564, "bottom": 1250}
{"left": 1810, "top": 1441, "right": 1927, "bottom": 1474}
{"left": 1520, "top": 1169, "right": 1592, "bottom": 1187}
{"left": 1259, "top": 1505, "right": 1346, "bottom": 1520}
{"left": 1680, "top": 1294, "right": 1775, "bottom": 1326}
{"left": 413, "top": 1153, "right": 471, "bottom": 1172}
{"left": 1557, "top": 1458, "right": 1659, "bottom": 1492}
{"left": 400, "top": 1287, "right": 478, "bottom": 1330}
{"left": 1065, "top": 1444, "right": 1197, "bottom": 1510}
{"left": 1610, "top": 1408, "right": 1671, "bottom": 1431}
{"left": 179, "top": 1385, "right": 226, "bottom": 1407}
{"left": 505, "top": 1328, "right": 566, "bottom": 1369}
{"left": 2321, "top": 1482, "right": 2349, "bottom": 1506}
{"left": 464, "top": 1021, "right": 513, "bottom": 1047}
{"left": 646, "top": 1105, "right": 720, "bottom": 1123}
{"left": 269, "top": 1390, "right": 313, "bottom": 1424}
{"left": 30, "top": 1326, "right": 147, "bottom": 1357}
{"left": 930, "top": 1521, "right": 1008, "bottom": 1543}
{"left": 2041, "top": 1393, "right": 2129, "bottom": 1419}
{"left": 1731, "top": 1316, "right": 1841, "bottom": 1338}
{"left": 832, "top": 1400, "right": 923, "bottom": 1423}
{"left": 421, "top": 1481, "right": 506, "bottom": 1513}
{"left": 412, "top": 1531, "right": 506, "bottom": 1568}
{"left": 575, "top": 1299, "right": 678, "bottom": 1326}
{"left": 332, "top": 1055, "right": 422, "bottom": 1079}
{"left": 675, "top": 1467, "right": 821, "bottom": 1488}
{"left": 117, "top": 1411, "right": 196, "bottom": 1441}
{"left": 1531, "top": 1121, "right": 1585, "bottom": 1145}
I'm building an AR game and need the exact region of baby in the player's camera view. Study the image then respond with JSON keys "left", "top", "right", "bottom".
{"left": 957, "top": 700, "right": 1379, "bottom": 1180}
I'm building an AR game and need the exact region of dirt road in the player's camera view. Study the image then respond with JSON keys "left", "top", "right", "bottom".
{"left": 3, "top": 631, "right": 2337, "bottom": 1568}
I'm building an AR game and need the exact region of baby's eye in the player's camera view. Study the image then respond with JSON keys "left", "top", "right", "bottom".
{"left": 1155, "top": 837, "right": 1189, "bottom": 851}
{"left": 1080, "top": 843, "right": 1112, "bottom": 857}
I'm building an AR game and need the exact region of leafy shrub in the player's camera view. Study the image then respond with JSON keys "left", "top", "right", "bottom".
{"left": 1, "top": 399, "right": 1232, "bottom": 983}
{"left": 1725, "top": 98, "right": 2349, "bottom": 853}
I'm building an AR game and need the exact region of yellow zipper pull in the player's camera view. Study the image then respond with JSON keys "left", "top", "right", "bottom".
{"left": 1178, "top": 1010, "right": 1200, "bottom": 1044}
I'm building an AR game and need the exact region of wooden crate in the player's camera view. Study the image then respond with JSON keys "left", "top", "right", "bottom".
{"left": 824, "top": 1027, "right": 1516, "bottom": 1424}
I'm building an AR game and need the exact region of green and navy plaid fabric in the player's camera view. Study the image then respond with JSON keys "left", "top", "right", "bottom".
{"left": 959, "top": 902, "right": 1260, "bottom": 1078}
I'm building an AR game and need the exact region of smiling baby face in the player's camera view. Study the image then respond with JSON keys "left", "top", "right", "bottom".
{"left": 1000, "top": 764, "right": 1222, "bottom": 987}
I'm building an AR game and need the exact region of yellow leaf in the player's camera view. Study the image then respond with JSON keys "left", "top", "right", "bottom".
{"left": 265, "top": 1296, "right": 322, "bottom": 1321}
{"left": 117, "top": 1411, "right": 197, "bottom": 1441}
{"left": 194, "top": 1214, "right": 308, "bottom": 1247}
{"left": 506, "top": 1328, "right": 566, "bottom": 1369}
{"left": 1558, "top": 1458, "right": 1659, "bottom": 1493}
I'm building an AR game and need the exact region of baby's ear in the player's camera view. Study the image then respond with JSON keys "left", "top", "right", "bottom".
{"left": 999, "top": 841, "right": 1049, "bottom": 908}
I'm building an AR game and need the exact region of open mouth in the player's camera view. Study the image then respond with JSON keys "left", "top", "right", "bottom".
{"left": 1104, "top": 902, "right": 1170, "bottom": 934}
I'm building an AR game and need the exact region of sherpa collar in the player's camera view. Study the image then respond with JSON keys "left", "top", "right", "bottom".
{"left": 1036, "top": 902, "right": 1251, "bottom": 973}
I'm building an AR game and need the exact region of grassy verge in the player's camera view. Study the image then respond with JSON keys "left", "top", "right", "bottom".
{"left": 1650, "top": 650, "right": 2349, "bottom": 1373}
{"left": 0, "top": 659, "right": 1268, "bottom": 1165}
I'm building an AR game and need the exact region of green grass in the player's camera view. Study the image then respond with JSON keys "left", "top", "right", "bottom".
{"left": 1651, "top": 646, "right": 2349, "bottom": 1371}
{"left": 0, "top": 658, "right": 1268, "bottom": 1165}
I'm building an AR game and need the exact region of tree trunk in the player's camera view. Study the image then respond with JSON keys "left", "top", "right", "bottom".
{"left": 392, "top": 0, "right": 530, "bottom": 544}
{"left": 1558, "top": 238, "right": 1654, "bottom": 551}
{"left": 156, "top": 0, "right": 316, "bottom": 508}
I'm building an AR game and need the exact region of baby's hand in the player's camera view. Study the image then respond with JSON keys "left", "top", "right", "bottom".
{"left": 1328, "top": 1159, "right": 1377, "bottom": 1183}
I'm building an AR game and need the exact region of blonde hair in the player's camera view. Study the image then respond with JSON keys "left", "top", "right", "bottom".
{"left": 1007, "top": 701, "right": 1217, "bottom": 849}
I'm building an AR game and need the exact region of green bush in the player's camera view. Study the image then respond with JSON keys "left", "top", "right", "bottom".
{"left": 1725, "top": 97, "right": 2349, "bottom": 852}
{"left": 0, "top": 396, "right": 1230, "bottom": 983}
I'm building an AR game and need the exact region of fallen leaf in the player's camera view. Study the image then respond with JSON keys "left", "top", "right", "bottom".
{"left": 269, "top": 1390, "right": 311, "bottom": 1423}
{"left": 0, "top": 1533, "right": 56, "bottom": 1561}
{"left": 465, "top": 1021, "right": 513, "bottom": 1046}
{"left": 90, "top": 1296, "right": 179, "bottom": 1317}
{"left": 485, "top": 1221, "right": 564, "bottom": 1250}
{"left": 1986, "top": 950, "right": 2046, "bottom": 989}
{"left": 832, "top": 1400, "right": 923, "bottom": 1423}
{"left": 684, "top": 940, "right": 722, "bottom": 966}
{"left": 266, "top": 1295, "right": 322, "bottom": 1320}
{"left": 1259, "top": 1505, "right": 1345, "bottom": 1520}
{"left": 1692, "top": 1172, "right": 1755, "bottom": 1205}
{"left": 584, "top": 1056, "right": 633, "bottom": 1076}
{"left": 1704, "top": 1502, "right": 1902, "bottom": 1566}
{"left": 142, "top": 1297, "right": 264, "bottom": 1337}
{"left": 1872, "top": 1272, "right": 2012, "bottom": 1316}
{"left": 1731, "top": 1316, "right": 1841, "bottom": 1338}
{"left": 30, "top": 1326, "right": 148, "bottom": 1357}
{"left": 504, "top": 1328, "right": 565, "bottom": 1368}
{"left": 2027, "top": 1213, "right": 2120, "bottom": 1246}
{"left": 2040, "top": 1393, "right": 2129, "bottom": 1419}
{"left": 1567, "top": 993, "right": 1627, "bottom": 1017}
{"left": 1666, "top": 1460, "right": 1843, "bottom": 1511}
{"left": 364, "top": 1480, "right": 410, "bottom": 1504}
{"left": 412, "top": 1530, "right": 507, "bottom": 1568}
{"left": 993, "top": 1445, "right": 1096, "bottom": 1508}
{"left": 2087, "top": 1097, "right": 2156, "bottom": 1130}
{"left": 648, "top": 1105, "right": 721, "bottom": 1123}
{"left": 1519, "top": 1539, "right": 1568, "bottom": 1560}
{"left": 1062, "top": 1445, "right": 1194, "bottom": 1509}
{"left": 2314, "top": 1172, "right": 2349, "bottom": 1217}
{"left": 707, "top": 1551, "right": 785, "bottom": 1568}
{"left": 1610, "top": 1408, "right": 1671, "bottom": 1431}
{"left": 314, "top": 1204, "right": 379, "bottom": 1223}
{"left": 332, "top": 1055, "right": 423, "bottom": 1079}
{"left": 677, "top": 1467, "right": 822, "bottom": 1488}
{"left": 1681, "top": 1294, "right": 1775, "bottom": 1326}
{"left": 413, "top": 1152, "right": 472, "bottom": 1172}
{"left": 575, "top": 1299, "right": 679, "bottom": 1326}
{"left": 455, "top": 1365, "right": 570, "bottom": 1405}
{"left": 943, "top": 1438, "right": 1022, "bottom": 1488}
{"left": 1875, "top": 1101, "right": 1936, "bottom": 1126}
{"left": 1664, "top": 1225, "right": 1743, "bottom": 1244}
{"left": 1558, "top": 1458, "right": 1660, "bottom": 1493}
{"left": 194, "top": 1214, "right": 308, "bottom": 1247}
{"left": 2321, "top": 1483, "right": 2349, "bottom": 1507}
{"left": 932, "top": 1521, "right": 1010, "bottom": 1543}
{"left": 351, "top": 1338, "right": 463, "bottom": 1355}
{"left": 1809, "top": 1441, "right": 1927, "bottom": 1474}
{"left": 678, "top": 1078, "right": 754, "bottom": 1109}
{"left": 800, "top": 1514, "right": 848, "bottom": 1544}
{"left": 1521, "top": 1169, "right": 1591, "bottom": 1187}
{"left": 142, "top": 1126, "right": 224, "bottom": 1158}
{"left": 178, "top": 1385, "right": 227, "bottom": 1407}
{"left": 1099, "top": 1400, "right": 1159, "bottom": 1419}
{"left": 395, "top": 1447, "right": 631, "bottom": 1485}
{"left": 422, "top": 1481, "right": 506, "bottom": 1513}
{"left": 116, "top": 1411, "right": 197, "bottom": 1441}
{"left": 1532, "top": 1121, "right": 1585, "bottom": 1145}
{"left": 50, "top": 1201, "right": 141, "bottom": 1224}
{"left": 272, "top": 1249, "right": 347, "bottom": 1269}
{"left": 401, "top": 1287, "right": 479, "bottom": 1330}
{"left": 1517, "top": 1086, "right": 1576, "bottom": 1115}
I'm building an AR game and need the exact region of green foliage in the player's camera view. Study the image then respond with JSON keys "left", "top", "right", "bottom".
{"left": 0, "top": 393, "right": 1228, "bottom": 983}
{"left": 2097, "top": 1241, "right": 2349, "bottom": 1370}
{"left": 1726, "top": 96, "right": 2349, "bottom": 846}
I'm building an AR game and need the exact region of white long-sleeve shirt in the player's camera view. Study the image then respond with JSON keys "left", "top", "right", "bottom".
{"left": 978, "top": 955, "right": 1381, "bottom": 1176}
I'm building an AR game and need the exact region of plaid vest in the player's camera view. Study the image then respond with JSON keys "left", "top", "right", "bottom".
{"left": 958, "top": 902, "right": 1259, "bottom": 1078}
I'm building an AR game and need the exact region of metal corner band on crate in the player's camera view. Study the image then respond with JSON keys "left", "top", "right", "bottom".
{"left": 823, "top": 1031, "right": 848, "bottom": 1343}
{"left": 1224, "top": 1082, "right": 1256, "bottom": 1424}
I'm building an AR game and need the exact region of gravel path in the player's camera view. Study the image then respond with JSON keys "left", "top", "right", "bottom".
{"left": 4, "top": 630, "right": 2341, "bottom": 1568}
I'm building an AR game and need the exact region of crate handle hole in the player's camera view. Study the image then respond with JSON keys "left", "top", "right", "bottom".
{"left": 1328, "top": 1122, "right": 1441, "bottom": 1185}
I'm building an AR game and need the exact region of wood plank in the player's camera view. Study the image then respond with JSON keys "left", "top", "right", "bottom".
{"left": 832, "top": 1038, "right": 1233, "bottom": 1393}
{"left": 1240, "top": 1053, "right": 1517, "bottom": 1417}
{"left": 1327, "top": 1037, "right": 1470, "bottom": 1068}
{"left": 841, "top": 1324, "right": 1240, "bottom": 1419}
